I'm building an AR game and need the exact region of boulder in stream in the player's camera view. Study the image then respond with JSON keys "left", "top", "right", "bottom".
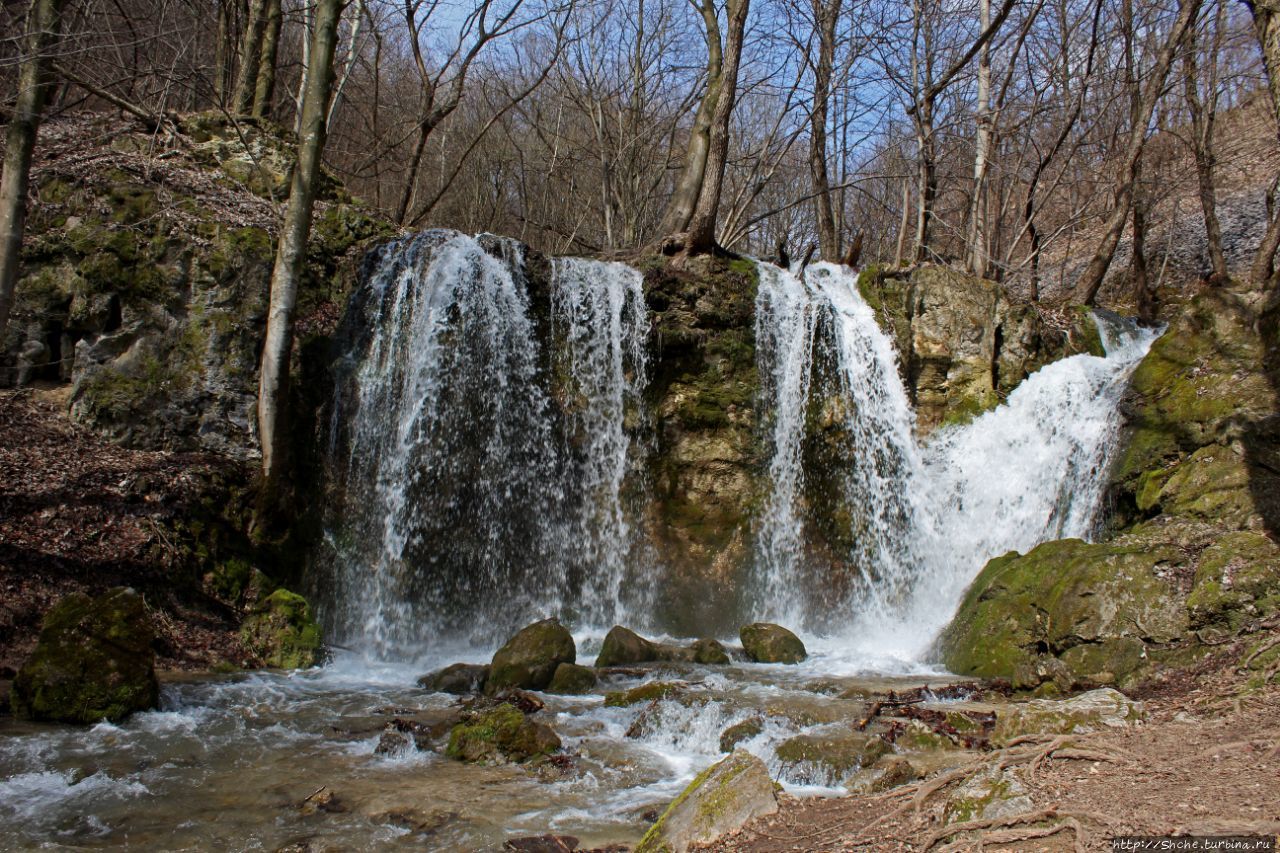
{"left": 12, "top": 587, "right": 159, "bottom": 724}
{"left": 487, "top": 618, "right": 576, "bottom": 693}
{"left": 546, "top": 663, "right": 597, "bottom": 694}
{"left": 774, "top": 730, "right": 890, "bottom": 783}
{"left": 239, "top": 589, "right": 324, "bottom": 669}
{"left": 718, "top": 716, "right": 764, "bottom": 752}
{"left": 446, "top": 704, "right": 561, "bottom": 764}
{"left": 690, "top": 638, "right": 731, "bottom": 664}
{"left": 739, "top": 623, "right": 807, "bottom": 664}
{"left": 418, "top": 663, "right": 490, "bottom": 694}
{"left": 634, "top": 750, "right": 779, "bottom": 853}
{"left": 595, "top": 626, "right": 687, "bottom": 667}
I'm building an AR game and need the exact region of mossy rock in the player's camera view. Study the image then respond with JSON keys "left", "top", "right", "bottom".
{"left": 691, "top": 638, "right": 731, "bottom": 665}
{"left": 942, "top": 765, "right": 1033, "bottom": 824}
{"left": 546, "top": 663, "right": 597, "bottom": 695}
{"left": 990, "top": 688, "right": 1144, "bottom": 747}
{"left": 937, "top": 538, "right": 1187, "bottom": 688}
{"left": 445, "top": 704, "right": 561, "bottom": 764}
{"left": 1187, "top": 531, "right": 1280, "bottom": 640}
{"left": 774, "top": 731, "right": 890, "bottom": 783}
{"left": 604, "top": 681, "right": 685, "bottom": 708}
{"left": 596, "top": 626, "right": 682, "bottom": 667}
{"left": 239, "top": 589, "right": 323, "bottom": 669}
{"left": 740, "top": 623, "right": 807, "bottom": 664}
{"left": 719, "top": 717, "right": 764, "bottom": 753}
{"left": 487, "top": 618, "right": 576, "bottom": 693}
{"left": 634, "top": 750, "right": 778, "bottom": 853}
{"left": 418, "top": 663, "right": 490, "bottom": 695}
{"left": 12, "top": 588, "right": 160, "bottom": 724}
{"left": 893, "top": 720, "right": 961, "bottom": 752}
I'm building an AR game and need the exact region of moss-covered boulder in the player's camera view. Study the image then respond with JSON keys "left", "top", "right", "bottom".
{"left": 740, "top": 623, "right": 807, "bottom": 664}
{"left": 546, "top": 663, "right": 597, "bottom": 695}
{"left": 634, "top": 750, "right": 778, "bottom": 853}
{"left": 1187, "top": 532, "right": 1280, "bottom": 641}
{"left": 486, "top": 618, "right": 576, "bottom": 693}
{"left": 445, "top": 704, "right": 561, "bottom": 764}
{"left": 773, "top": 731, "right": 890, "bottom": 783}
{"left": 596, "top": 626, "right": 684, "bottom": 667}
{"left": 718, "top": 717, "right": 764, "bottom": 752}
{"left": 990, "top": 688, "right": 1144, "bottom": 746}
{"left": 12, "top": 588, "right": 159, "bottom": 724}
{"left": 942, "top": 765, "right": 1033, "bottom": 825}
{"left": 239, "top": 589, "right": 323, "bottom": 669}
{"left": 937, "top": 538, "right": 1186, "bottom": 687}
{"left": 690, "top": 638, "right": 731, "bottom": 665}
{"left": 418, "top": 663, "right": 489, "bottom": 695}
{"left": 604, "top": 681, "right": 686, "bottom": 707}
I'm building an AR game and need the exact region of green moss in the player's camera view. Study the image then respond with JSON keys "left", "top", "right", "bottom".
{"left": 445, "top": 704, "right": 561, "bottom": 763}
{"left": 938, "top": 387, "right": 1001, "bottom": 429}
{"left": 604, "top": 681, "right": 684, "bottom": 707}
{"left": 239, "top": 589, "right": 323, "bottom": 669}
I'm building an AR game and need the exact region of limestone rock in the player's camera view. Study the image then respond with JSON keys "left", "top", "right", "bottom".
{"left": 634, "top": 750, "right": 779, "bottom": 853}
{"left": 546, "top": 663, "right": 597, "bottom": 695}
{"left": 12, "top": 588, "right": 159, "bottom": 724}
{"left": 487, "top": 618, "right": 576, "bottom": 693}
{"left": 740, "top": 623, "right": 807, "bottom": 664}
{"left": 719, "top": 716, "right": 764, "bottom": 752}
{"left": 604, "top": 681, "right": 685, "bottom": 707}
{"left": 240, "top": 589, "right": 324, "bottom": 669}
{"left": 991, "top": 688, "right": 1145, "bottom": 746}
{"left": 445, "top": 704, "right": 561, "bottom": 764}
{"left": 596, "top": 626, "right": 682, "bottom": 666}
{"left": 942, "top": 765, "right": 1033, "bottom": 824}
{"left": 774, "top": 730, "right": 890, "bottom": 784}
{"left": 690, "top": 638, "right": 731, "bottom": 664}
{"left": 850, "top": 756, "right": 920, "bottom": 794}
{"left": 418, "top": 663, "right": 489, "bottom": 695}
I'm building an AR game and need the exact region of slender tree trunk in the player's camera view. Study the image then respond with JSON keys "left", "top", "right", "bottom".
{"left": 1183, "top": 9, "right": 1228, "bottom": 281}
{"left": 1073, "top": 0, "right": 1202, "bottom": 305}
{"left": 893, "top": 177, "right": 911, "bottom": 267}
{"left": 809, "top": 0, "right": 840, "bottom": 260}
{"left": 251, "top": 0, "right": 283, "bottom": 119}
{"left": 656, "top": 0, "right": 724, "bottom": 239}
{"left": 968, "top": 0, "right": 993, "bottom": 276}
{"left": 1132, "top": 178, "right": 1155, "bottom": 321}
{"left": 1244, "top": 0, "right": 1280, "bottom": 285}
{"left": 214, "top": 0, "right": 232, "bottom": 103}
{"left": 913, "top": 100, "right": 937, "bottom": 262}
{"left": 0, "top": 0, "right": 68, "bottom": 345}
{"left": 231, "top": 0, "right": 267, "bottom": 115}
{"left": 257, "top": 0, "right": 346, "bottom": 487}
{"left": 682, "top": 0, "right": 750, "bottom": 254}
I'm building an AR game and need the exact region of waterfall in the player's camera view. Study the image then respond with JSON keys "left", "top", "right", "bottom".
{"left": 321, "top": 231, "right": 648, "bottom": 656}
{"left": 751, "top": 260, "right": 1158, "bottom": 659}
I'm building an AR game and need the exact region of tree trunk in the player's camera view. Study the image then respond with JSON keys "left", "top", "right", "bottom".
{"left": 0, "top": 0, "right": 68, "bottom": 345}
{"left": 231, "top": 0, "right": 267, "bottom": 115}
{"left": 681, "top": 0, "right": 750, "bottom": 254}
{"left": 257, "top": 0, "right": 345, "bottom": 487}
{"left": 656, "top": 1, "right": 724, "bottom": 239}
{"left": 967, "top": 0, "right": 993, "bottom": 276}
{"left": 893, "top": 177, "right": 911, "bottom": 267}
{"left": 1245, "top": 0, "right": 1280, "bottom": 285}
{"left": 251, "top": 0, "right": 283, "bottom": 120}
{"left": 1072, "top": 0, "right": 1202, "bottom": 305}
{"left": 1132, "top": 180, "right": 1156, "bottom": 322}
{"left": 1182, "top": 9, "right": 1228, "bottom": 282}
{"left": 809, "top": 0, "right": 840, "bottom": 260}
{"left": 913, "top": 100, "right": 937, "bottom": 262}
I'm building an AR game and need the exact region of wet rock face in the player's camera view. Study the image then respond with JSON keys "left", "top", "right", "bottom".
{"left": 445, "top": 704, "right": 561, "bottom": 765}
{"left": 239, "top": 589, "right": 324, "bottom": 669}
{"left": 740, "top": 623, "right": 807, "bottom": 664}
{"left": 773, "top": 730, "right": 890, "bottom": 784}
{"left": 594, "top": 626, "right": 730, "bottom": 667}
{"left": 486, "top": 619, "right": 576, "bottom": 693}
{"left": 545, "top": 663, "right": 597, "bottom": 695}
{"left": 857, "top": 264, "right": 1099, "bottom": 435}
{"left": 634, "top": 750, "right": 778, "bottom": 853}
{"left": 418, "top": 663, "right": 490, "bottom": 695}
{"left": 12, "top": 587, "right": 159, "bottom": 724}
{"left": 3, "top": 113, "right": 390, "bottom": 459}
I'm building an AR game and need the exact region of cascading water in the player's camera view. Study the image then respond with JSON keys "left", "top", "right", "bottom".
{"left": 320, "top": 231, "right": 649, "bottom": 656}
{"left": 750, "top": 260, "right": 1158, "bottom": 661}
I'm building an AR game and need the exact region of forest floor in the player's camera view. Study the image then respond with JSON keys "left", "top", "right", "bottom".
{"left": 712, "top": 662, "right": 1280, "bottom": 853}
{"left": 0, "top": 387, "right": 252, "bottom": 677}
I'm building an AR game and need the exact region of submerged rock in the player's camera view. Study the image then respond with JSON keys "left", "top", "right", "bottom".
{"left": 991, "top": 688, "right": 1144, "bottom": 746}
{"left": 604, "top": 681, "right": 686, "bottom": 708}
{"left": 418, "top": 663, "right": 490, "bottom": 695}
{"left": 12, "top": 587, "right": 159, "bottom": 724}
{"left": 739, "top": 623, "right": 807, "bottom": 664}
{"left": 487, "top": 618, "right": 576, "bottom": 693}
{"left": 690, "top": 638, "right": 731, "bottom": 664}
{"left": 634, "top": 750, "right": 779, "bottom": 853}
{"left": 240, "top": 589, "right": 324, "bottom": 669}
{"left": 445, "top": 704, "right": 561, "bottom": 764}
{"left": 546, "top": 663, "right": 597, "bottom": 694}
{"left": 774, "top": 731, "right": 890, "bottom": 783}
{"left": 719, "top": 716, "right": 764, "bottom": 752}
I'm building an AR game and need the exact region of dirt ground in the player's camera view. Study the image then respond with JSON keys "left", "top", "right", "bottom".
{"left": 0, "top": 387, "right": 251, "bottom": 675}
{"left": 711, "top": 668, "right": 1280, "bottom": 853}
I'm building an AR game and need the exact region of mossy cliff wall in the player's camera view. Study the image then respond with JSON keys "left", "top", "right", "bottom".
{"left": 939, "top": 281, "right": 1280, "bottom": 689}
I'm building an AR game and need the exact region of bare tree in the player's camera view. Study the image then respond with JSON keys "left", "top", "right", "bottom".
{"left": 1244, "top": 0, "right": 1280, "bottom": 285}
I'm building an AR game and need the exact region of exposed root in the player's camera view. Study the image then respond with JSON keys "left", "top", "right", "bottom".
{"left": 923, "top": 808, "right": 1062, "bottom": 850}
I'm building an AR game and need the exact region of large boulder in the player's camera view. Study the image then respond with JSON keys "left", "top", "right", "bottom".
{"left": 991, "top": 688, "right": 1145, "bottom": 746}
{"left": 546, "top": 663, "right": 597, "bottom": 694}
{"left": 445, "top": 704, "right": 561, "bottom": 764}
{"left": 418, "top": 663, "right": 490, "bottom": 695}
{"left": 239, "top": 589, "right": 324, "bottom": 669}
{"left": 487, "top": 618, "right": 576, "bottom": 693}
{"left": 594, "top": 626, "right": 728, "bottom": 667}
{"left": 634, "top": 750, "right": 779, "bottom": 853}
{"left": 12, "top": 588, "right": 160, "bottom": 724}
{"left": 936, "top": 538, "right": 1186, "bottom": 688}
{"left": 774, "top": 731, "right": 890, "bottom": 784}
{"left": 740, "top": 623, "right": 807, "bottom": 664}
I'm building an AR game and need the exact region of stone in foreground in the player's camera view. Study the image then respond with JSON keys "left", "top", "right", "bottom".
{"left": 12, "top": 588, "right": 160, "bottom": 724}
{"left": 991, "top": 687, "right": 1145, "bottom": 746}
{"left": 739, "top": 623, "right": 807, "bottom": 663}
{"left": 446, "top": 704, "right": 561, "bottom": 764}
{"left": 634, "top": 750, "right": 779, "bottom": 853}
{"left": 487, "top": 618, "right": 576, "bottom": 693}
